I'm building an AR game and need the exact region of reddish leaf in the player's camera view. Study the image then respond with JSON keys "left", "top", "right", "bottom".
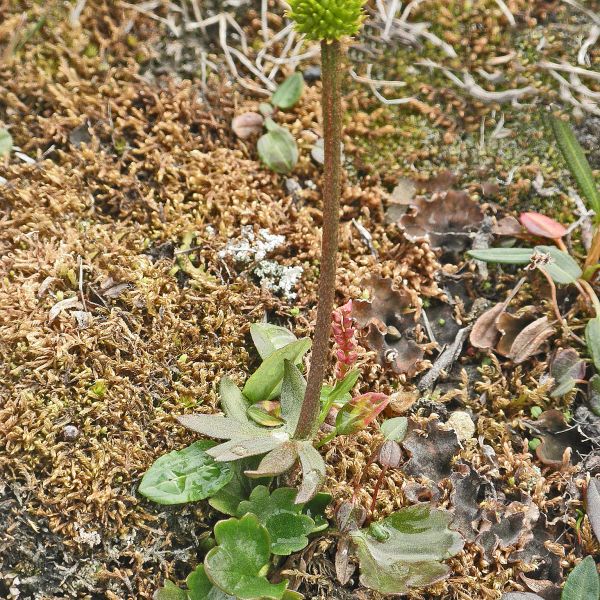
{"left": 519, "top": 212, "right": 567, "bottom": 239}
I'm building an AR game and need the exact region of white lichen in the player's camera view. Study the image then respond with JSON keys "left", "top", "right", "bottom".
{"left": 253, "top": 260, "right": 303, "bottom": 299}
{"left": 219, "top": 226, "right": 285, "bottom": 264}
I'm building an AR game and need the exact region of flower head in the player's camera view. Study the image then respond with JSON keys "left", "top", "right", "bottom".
{"left": 287, "top": 0, "right": 366, "bottom": 41}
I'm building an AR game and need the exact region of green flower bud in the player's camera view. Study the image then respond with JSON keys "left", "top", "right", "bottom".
{"left": 287, "top": 0, "right": 366, "bottom": 41}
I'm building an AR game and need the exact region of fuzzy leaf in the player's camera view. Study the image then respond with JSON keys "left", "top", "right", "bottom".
{"left": 586, "top": 317, "right": 600, "bottom": 371}
{"left": 244, "top": 441, "right": 299, "bottom": 478}
{"left": 271, "top": 72, "right": 304, "bottom": 110}
{"left": 280, "top": 360, "right": 305, "bottom": 433}
{"left": 204, "top": 514, "right": 288, "bottom": 599}
{"left": 535, "top": 246, "right": 582, "bottom": 284}
{"left": 550, "top": 116, "right": 600, "bottom": 218}
{"left": 206, "top": 434, "right": 289, "bottom": 463}
{"left": 467, "top": 247, "right": 533, "bottom": 264}
{"left": 561, "top": 556, "right": 599, "bottom": 600}
{"left": 219, "top": 377, "right": 251, "bottom": 424}
{"left": 139, "top": 441, "right": 232, "bottom": 505}
{"left": 381, "top": 417, "right": 409, "bottom": 442}
{"left": 250, "top": 323, "right": 297, "bottom": 360}
{"left": 296, "top": 442, "right": 326, "bottom": 503}
{"left": 177, "top": 414, "right": 264, "bottom": 439}
{"left": 350, "top": 504, "right": 464, "bottom": 595}
{"left": 237, "top": 486, "right": 316, "bottom": 555}
{"left": 243, "top": 339, "right": 311, "bottom": 403}
{"left": 520, "top": 212, "right": 567, "bottom": 239}
{"left": 257, "top": 124, "right": 298, "bottom": 174}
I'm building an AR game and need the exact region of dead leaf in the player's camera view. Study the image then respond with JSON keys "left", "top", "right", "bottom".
{"left": 352, "top": 276, "right": 424, "bottom": 376}
{"left": 549, "top": 348, "right": 585, "bottom": 397}
{"left": 519, "top": 574, "right": 561, "bottom": 600}
{"left": 501, "top": 594, "right": 543, "bottom": 600}
{"left": 48, "top": 297, "right": 83, "bottom": 322}
{"left": 388, "top": 390, "right": 419, "bottom": 414}
{"left": 506, "top": 316, "right": 554, "bottom": 363}
{"left": 470, "top": 302, "right": 505, "bottom": 349}
{"left": 523, "top": 410, "right": 591, "bottom": 469}
{"left": 399, "top": 190, "right": 484, "bottom": 251}
{"left": 494, "top": 215, "right": 524, "bottom": 237}
{"left": 334, "top": 536, "right": 355, "bottom": 585}
{"left": 402, "top": 419, "right": 460, "bottom": 484}
{"left": 232, "top": 112, "right": 264, "bottom": 139}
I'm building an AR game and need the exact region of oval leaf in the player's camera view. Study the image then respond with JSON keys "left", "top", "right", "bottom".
{"left": 257, "top": 125, "right": 298, "bottom": 174}
{"left": 535, "top": 246, "right": 582, "bottom": 284}
{"left": 467, "top": 247, "right": 533, "bottom": 264}
{"left": 586, "top": 478, "right": 600, "bottom": 544}
{"left": 520, "top": 212, "right": 567, "bottom": 239}
{"left": 250, "top": 323, "right": 297, "bottom": 360}
{"left": 0, "top": 129, "right": 13, "bottom": 157}
{"left": 561, "top": 556, "right": 599, "bottom": 600}
{"left": 380, "top": 417, "right": 408, "bottom": 442}
{"left": 271, "top": 72, "right": 304, "bottom": 110}
{"left": 232, "top": 112, "right": 264, "bottom": 139}
{"left": 586, "top": 317, "right": 600, "bottom": 371}
{"left": 139, "top": 441, "right": 233, "bottom": 505}
{"left": 204, "top": 514, "right": 288, "bottom": 599}
{"left": 243, "top": 339, "right": 311, "bottom": 403}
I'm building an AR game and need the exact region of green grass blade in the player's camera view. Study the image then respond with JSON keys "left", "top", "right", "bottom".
{"left": 549, "top": 116, "right": 600, "bottom": 218}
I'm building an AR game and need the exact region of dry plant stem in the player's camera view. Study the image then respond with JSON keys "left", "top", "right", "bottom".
{"left": 584, "top": 229, "right": 600, "bottom": 271}
{"left": 294, "top": 40, "right": 343, "bottom": 440}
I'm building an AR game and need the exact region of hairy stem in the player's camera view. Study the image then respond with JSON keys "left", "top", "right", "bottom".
{"left": 294, "top": 40, "right": 343, "bottom": 440}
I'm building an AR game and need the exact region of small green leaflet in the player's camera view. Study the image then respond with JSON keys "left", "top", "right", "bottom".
{"left": 250, "top": 323, "right": 297, "bottom": 360}
{"left": 139, "top": 441, "right": 233, "bottom": 505}
{"left": 271, "top": 72, "right": 304, "bottom": 110}
{"left": 561, "top": 556, "right": 599, "bottom": 600}
{"left": 586, "top": 317, "right": 600, "bottom": 371}
{"left": 0, "top": 129, "right": 13, "bottom": 157}
{"left": 380, "top": 417, "right": 408, "bottom": 442}
{"left": 258, "top": 121, "right": 298, "bottom": 174}
{"left": 467, "top": 247, "right": 533, "bottom": 264}
{"left": 550, "top": 116, "right": 600, "bottom": 220}
{"left": 243, "top": 338, "right": 311, "bottom": 402}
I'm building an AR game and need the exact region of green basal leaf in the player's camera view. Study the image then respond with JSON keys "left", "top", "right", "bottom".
{"left": 561, "top": 556, "right": 599, "bottom": 600}
{"left": 586, "top": 317, "right": 600, "bottom": 371}
{"left": 244, "top": 441, "right": 299, "bottom": 478}
{"left": 271, "top": 72, "right": 304, "bottom": 110}
{"left": 0, "top": 128, "right": 13, "bottom": 157}
{"left": 296, "top": 441, "right": 326, "bottom": 503}
{"left": 250, "top": 323, "right": 297, "bottom": 360}
{"left": 304, "top": 492, "right": 332, "bottom": 532}
{"left": 236, "top": 486, "right": 316, "bottom": 555}
{"left": 280, "top": 360, "right": 306, "bottom": 433}
{"left": 467, "top": 247, "right": 534, "bottom": 264}
{"left": 257, "top": 124, "right": 298, "bottom": 174}
{"left": 177, "top": 414, "right": 265, "bottom": 439}
{"left": 549, "top": 116, "right": 600, "bottom": 218}
{"left": 350, "top": 504, "right": 464, "bottom": 595}
{"left": 243, "top": 339, "right": 311, "bottom": 403}
{"left": 187, "top": 565, "right": 236, "bottom": 600}
{"left": 204, "top": 514, "right": 288, "bottom": 599}
{"left": 380, "top": 416, "right": 409, "bottom": 442}
{"left": 535, "top": 245, "right": 582, "bottom": 284}
{"left": 206, "top": 433, "right": 289, "bottom": 463}
{"left": 219, "top": 376, "right": 251, "bottom": 424}
{"left": 155, "top": 580, "right": 188, "bottom": 600}
{"left": 139, "top": 441, "right": 233, "bottom": 505}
